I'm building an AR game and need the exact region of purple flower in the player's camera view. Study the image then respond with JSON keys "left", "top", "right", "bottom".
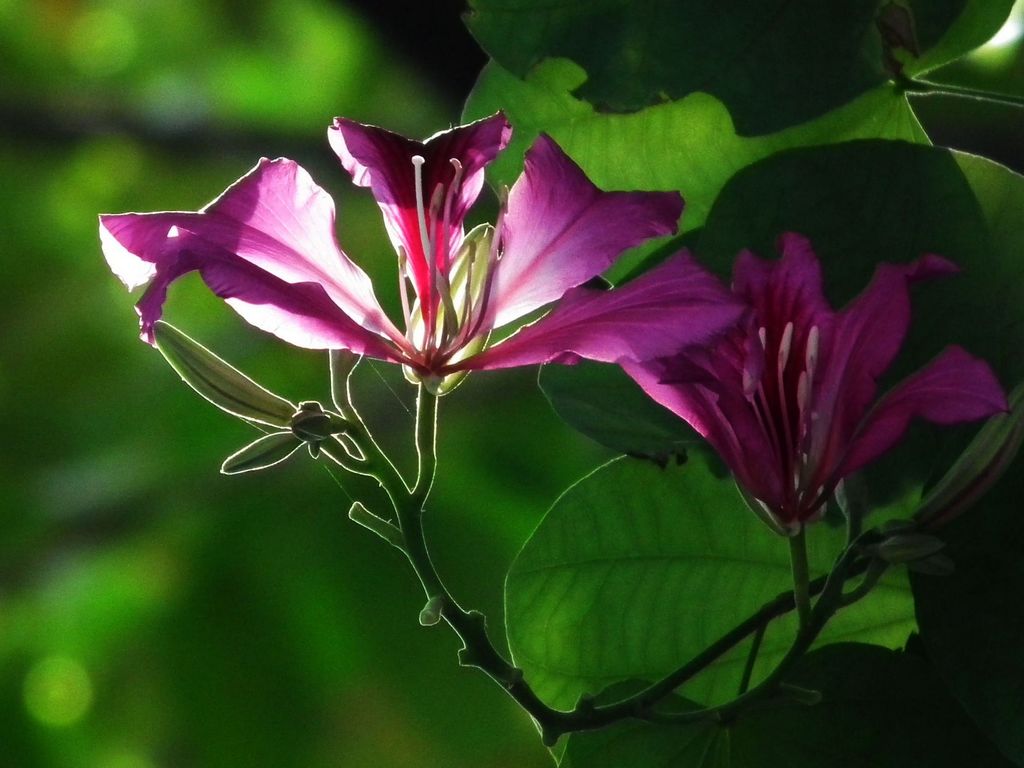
{"left": 624, "top": 233, "right": 1007, "bottom": 531}
{"left": 100, "top": 114, "right": 742, "bottom": 392}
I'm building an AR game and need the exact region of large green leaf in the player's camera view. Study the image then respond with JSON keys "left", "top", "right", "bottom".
{"left": 538, "top": 362, "right": 699, "bottom": 463}
{"left": 464, "top": 60, "right": 926, "bottom": 279}
{"left": 913, "top": 444, "right": 1024, "bottom": 757}
{"left": 505, "top": 458, "right": 915, "bottom": 710}
{"left": 692, "top": 141, "right": 1024, "bottom": 507}
{"left": 562, "top": 644, "right": 1012, "bottom": 767}
{"left": 465, "top": 0, "right": 1012, "bottom": 134}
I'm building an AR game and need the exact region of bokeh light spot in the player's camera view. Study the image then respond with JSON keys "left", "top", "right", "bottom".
{"left": 970, "top": 0, "right": 1024, "bottom": 67}
{"left": 99, "top": 750, "right": 156, "bottom": 768}
{"left": 23, "top": 656, "right": 94, "bottom": 727}
{"left": 984, "top": 17, "right": 1023, "bottom": 50}
{"left": 67, "top": 8, "right": 138, "bottom": 77}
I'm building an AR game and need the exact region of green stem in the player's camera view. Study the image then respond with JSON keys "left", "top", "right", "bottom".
{"left": 839, "top": 558, "right": 888, "bottom": 607}
{"left": 737, "top": 623, "right": 766, "bottom": 695}
{"left": 327, "top": 368, "right": 882, "bottom": 742}
{"left": 645, "top": 530, "right": 876, "bottom": 724}
{"left": 903, "top": 78, "right": 1024, "bottom": 109}
{"left": 789, "top": 528, "right": 812, "bottom": 629}
{"left": 384, "top": 388, "right": 561, "bottom": 736}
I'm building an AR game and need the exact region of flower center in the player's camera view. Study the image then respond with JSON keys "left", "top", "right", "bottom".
{"left": 746, "top": 321, "right": 822, "bottom": 520}
{"left": 401, "top": 156, "right": 501, "bottom": 378}
{"left": 406, "top": 155, "right": 463, "bottom": 354}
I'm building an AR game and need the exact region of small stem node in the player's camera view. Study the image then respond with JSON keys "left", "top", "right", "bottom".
{"left": 348, "top": 502, "right": 404, "bottom": 548}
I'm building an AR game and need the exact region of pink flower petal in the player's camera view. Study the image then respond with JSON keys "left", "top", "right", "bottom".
{"left": 837, "top": 346, "right": 1008, "bottom": 477}
{"left": 99, "top": 158, "right": 404, "bottom": 359}
{"left": 328, "top": 113, "right": 511, "bottom": 297}
{"left": 732, "top": 233, "right": 833, "bottom": 337}
{"left": 623, "top": 353, "right": 787, "bottom": 509}
{"left": 461, "top": 252, "right": 742, "bottom": 371}
{"left": 486, "top": 135, "right": 684, "bottom": 327}
{"left": 808, "top": 254, "right": 958, "bottom": 479}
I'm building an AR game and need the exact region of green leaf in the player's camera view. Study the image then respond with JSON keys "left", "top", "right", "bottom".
{"left": 538, "top": 361, "right": 699, "bottom": 463}
{"left": 907, "top": 0, "right": 1016, "bottom": 75}
{"left": 562, "top": 644, "right": 1012, "bottom": 767}
{"left": 464, "top": 60, "right": 925, "bottom": 278}
{"left": 465, "top": 0, "right": 1007, "bottom": 134}
{"left": 505, "top": 458, "right": 914, "bottom": 710}
{"left": 912, "top": 446, "right": 1024, "bottom": 763}
{"left": 691, "top": 140, "right": 1024, "bottom": 507}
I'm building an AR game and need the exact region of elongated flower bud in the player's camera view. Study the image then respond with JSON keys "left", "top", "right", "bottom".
{"left": 915, "top": 382, "right": 1024, "bottom": 529}
{"left": 221, "top": 432, "right": 301, "bottom": 475}
{"left": 154, "top": 321, "right": 296, "bottom": 427}
{"left": 867, "top": 532, "right": 946, "bottom": 564}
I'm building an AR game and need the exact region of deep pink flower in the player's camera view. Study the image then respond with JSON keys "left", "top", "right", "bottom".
{"left": 624, "top": 234, "right": 1007, "bottom": 531}
{"left": 100, "top": 114, "right": 742, "bottom": 392}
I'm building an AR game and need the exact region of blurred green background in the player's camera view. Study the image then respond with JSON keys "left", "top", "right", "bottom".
{"left": 1, "top": 1, "right": 1022, "bottom": 766}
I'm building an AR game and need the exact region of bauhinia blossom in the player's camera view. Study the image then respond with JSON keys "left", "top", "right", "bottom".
{"left": 99, "top": 113, "right": 743, "bottom": 392}
{"left": 624, "top": 233, "right": 1007, "bottom": 531}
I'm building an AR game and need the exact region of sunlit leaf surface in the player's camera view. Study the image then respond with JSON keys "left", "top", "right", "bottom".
{"left": 505, "top": 457, "right": 915, "bottom": 709}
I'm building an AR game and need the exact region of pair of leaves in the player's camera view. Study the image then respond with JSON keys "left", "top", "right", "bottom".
{"left": 466, "top": 0, "right": 1013, "bottom": 134}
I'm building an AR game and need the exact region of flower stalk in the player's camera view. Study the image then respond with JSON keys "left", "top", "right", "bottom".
{"left": 788, "top": 528, "right": 812, "bottom": 629}
{"left": 321, "top": 358, "right": 891, "bottom": 744}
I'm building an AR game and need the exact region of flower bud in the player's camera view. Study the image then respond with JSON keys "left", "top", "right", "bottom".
{"left": 289, "top": 401, "right": 349, "bottom": 454}
{"left": 867, "top": 532, "right": 946, "bottom": 564}
{"left": 221, "top": 432, "right": 301, "bottom": 475}
{"left": 915, "top": 382, "right": 1024, "bottom": 529}
{"left": 906, "top": 552, "right": 955, "bottom": 576}
{"left": 153, "top": 321, "right": 295, "bottom": 428}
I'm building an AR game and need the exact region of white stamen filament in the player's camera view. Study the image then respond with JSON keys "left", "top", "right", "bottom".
{"left": 396, "top": 246, "right": 413, "bottom": 330}
{"left": 778, "top": 321, "right": 794, "bottom": 372}
{"left": 796, "top": 370, "right": 810, "bottom": 421}
{"left": 426, "top": 182, "right": 458, "bottom": 343}
{"left": 776, "top": 321, "right": 796, "bottom": 459}
{"left": 460, "top": 241, "right": 477, "bottom": 328}
{"left": 439, "top": 159, "right": 464, "bottom": 273}
{"left": 794, "top": 325, "right": 822, "bottom": 507}
{"left": 410, "top": 155, "right": 435, "bottom": 352}
{"left": 805, "top": 325, "right": 820, "bottom": 378}
{"left": 459, "top": 186, "right": 508, "bottom": 349}
{"left": 410, "top": 156, "right": 432, "bottom": 265}
{"left": 434, "top": 159, "right": 465, "bottom": 348}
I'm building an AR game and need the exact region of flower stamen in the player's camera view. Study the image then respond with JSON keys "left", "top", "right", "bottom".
{"left": 411, "top": 155, "right": 436, "bottom": 352}
{"left": 397, "top": 245, "right": 413, "bottom": 332}
{"left": 460, "top": 185, "right": 507, "bottom": 348}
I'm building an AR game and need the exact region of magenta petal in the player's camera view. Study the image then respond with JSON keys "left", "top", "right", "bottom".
{"left": 837, "top": 346, "right": 1007, "bottom": 477}
{"left": 460, "top": 252, "right": 742, "bottom": 371}
{"left": 623, "top": 355, "right": 786, "bottom": 508}
{"left": 328, "top": 113, "right": 511, "bottom": 295}
{"left": 99, "top": 158, "right": 404, "bottom": 358}
{"left": 732, "top": 233, "right": 833, "bottom": 335}
{"left": 810, "top": 254, "right": 959, "bottom": 466}
{"left": 487, "top": 135, "right": 684, "bottom": 327}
